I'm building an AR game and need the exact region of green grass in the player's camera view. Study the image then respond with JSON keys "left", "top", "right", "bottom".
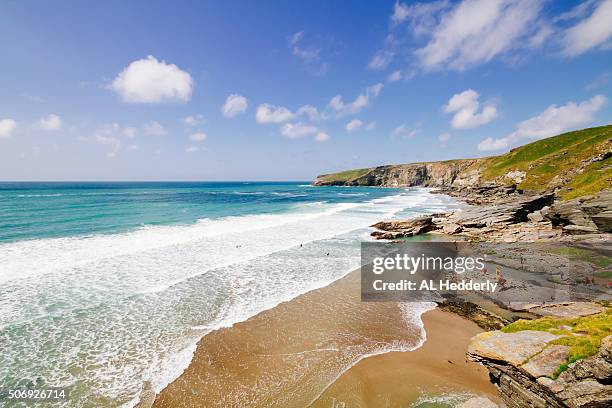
{"left": 550, "top": 246, "right": 612, "bottom": 269}
{"left": 562, "top": 156, "right": 612, "bottom": 199}
{"left": 502, "top": 308, "right": 612, "bottom": 378}
{"left": 594, "top": 270, "right": 612, "bottom": 279}
{"left": 479, "top": 125, "right": 612, "bottom": 196}
{"left": 316, "top": 168, "right": 372, "bottom": 183}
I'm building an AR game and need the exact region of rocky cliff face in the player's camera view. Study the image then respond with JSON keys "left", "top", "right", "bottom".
{"left": 313, "top": 159, "right": 481, "bottom": 187}
{"left": 468, "top": 305, "right": 612, "bottom": 408}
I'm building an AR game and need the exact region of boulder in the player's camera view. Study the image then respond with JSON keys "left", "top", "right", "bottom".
{"left": 370, "top": 215, "right": 438, "bottom": 239}
{"left": 442, "top": 223, "right": 462, "bottom": 234}
{"left": 528, "top": 210, "right": 545, "bottom": 223}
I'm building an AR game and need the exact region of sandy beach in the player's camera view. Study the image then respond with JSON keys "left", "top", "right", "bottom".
{"left": 150, "top": 269, "right": 497, "bottom": 408}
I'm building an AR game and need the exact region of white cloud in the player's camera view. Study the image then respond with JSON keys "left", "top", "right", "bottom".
{"left": 289, "top": 31, "right": 327, "bottom": 75}
{"left": 478, "top": 95, "right": 607, "bottom": 151}
{"left": 280, "top": 122, "right": 329, "bottom": 142}
{"left": 38, "top": 114, "right": 62, "bottom": 131}
{"left": 290, "top": 31, "right": 320, "bottom": 60}
{"left": 142, "top": 121, "right": 166, "bottom": 136}
{"left": 222, "top": 94, "right": 248, "bottom": 118}
{"left": 256, "top": 104, "right": 297, "bottom": 123}
{"left": 555, "top": 0, "right": 600, "bottom": 22}
{"left": 183, "top": 114, "right": 205, "bottom": 126}
{"left": 368, "top": 50, "right": 395, "bottom": 70}
{"left": 189, "top": 132, "right": 207, "bottom": 142}
{"left": 562, "top": 0, "right": 612, "bottom": 56}
{"left": 93, "top": 123, "right": 123, "bottom": 156}
{"left": 346, "top": 119, "right": 363, "bottom": 133}
{"left": 388, "top": 70, "right": 402, "bottom": 82}
{"left": 406, "top": 0, "right": 544, "bottom": 71}
{"left": 123, "top": 127, "right": 138, "bottom": 138}
{"left": 444, "top": 89, "right": 498, "bottom": 129}
{"left": 280, "top": 122, "right": 318, "bottom": 138}
{"left": 297, "top": 105, "right": 326, "bottom": 121}
{"left": 392, "top": 1, "right": 451, "bottom": 34}
{"left": 529, "top": 24, "right": 554, "bottom": 48}
{"left": 391, "top": 124, "right": 419, "bottom": 138}
{"left": 0, "top": 119, "right": 17, "bottom": 138}
{"left": 88, "top": 121, "right": 167, "bottom": 156}
{"left": 185, "top": 146, "right": 200, "bottom": 153}
{"left": 111, "top": 55, "right": 193, "bottom": 103}
{"left": 391, "top": 1, "right": 411, "bottom": 24}
{"left": 345, "top": 119, "right": 376, "bottom": 133}
{"left": 290, "top": 31, "right": 304, "bottom": 46}
{"left": 315, "top": 132, "right": 330, "bottom": 142}
{"left": 328, "top": 83, "right": 383, "bottom": 116}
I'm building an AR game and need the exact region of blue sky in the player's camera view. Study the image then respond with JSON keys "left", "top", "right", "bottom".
{"left": 1, "top": 0, "right": 611, "bottom": 181}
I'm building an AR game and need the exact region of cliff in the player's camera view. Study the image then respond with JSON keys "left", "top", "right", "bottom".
{"left": 313, "top": 125, "right": 612, "bottom": 200}
{"left": 313, "top": 159, "right": 481, "bottom": 187}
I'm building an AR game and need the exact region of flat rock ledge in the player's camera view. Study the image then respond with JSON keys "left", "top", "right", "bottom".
{"left": 468, "top": 332, "right": 612, "bottom": 408}
{"left": 527, "top": 302, "right": 605, "bottom": 319}
{"left": 370, "top": 189, "right": 612, "bottom": 242}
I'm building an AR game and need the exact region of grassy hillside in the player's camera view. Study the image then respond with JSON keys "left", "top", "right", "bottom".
{"left": 477, "top": 125, "right": 611, "bottom": 198}
{"left": 314, "top": 125, "right": 611, "bottom": 199}
{"left": 315, "top": 168, "right": 373, "bottom": 185}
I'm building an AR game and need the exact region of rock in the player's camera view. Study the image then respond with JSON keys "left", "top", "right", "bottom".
{"left": 520, "top": 345, "right": 570, "bottom": 378}
{"left": 468, "top": 330, "right": 561, "bottom": 366}
{"left": 562, "top": 225, "right": 600, "bottom": 234}
{"left": 528, "top": 210, "right": 545, "bottom": 223}
{"left": 556, "top": 379, "right": 611, "bottom": 407}
{"left": 506, "top": 170, "right": 527, "bottom": 184}
{"left": 537, "top": 376, "right": 564, "bottom": 393}
{"left": 442, "top": 223, "right": 462, "bottom": 234}
{"left": 468, "top": 330, "right": 612, "bottom": 408}
{"left": 590, "top": 211, "right": 612, "bottom": 233}
{"left": 370, "top": 230, "right": 409, "bottom": 240}
{"left": 457, "top": 396, "right": 499, "bottom": 408}
{"left": 559, "top": 336, "right": 612, "bottom": 382}
{"left": 528, "top": 302, "right": 604, "bottom": 318}
{"left": 448, "top": 194, "right": 555, "bottom": 228}
{"left": 545, "top": 199, "right": 599, "bottom": 230}
{"left": 370, "top": 215, "right": 438, "bottom": 239}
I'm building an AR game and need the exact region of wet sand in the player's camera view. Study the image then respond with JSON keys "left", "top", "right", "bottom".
{"left": 151, "top": 270, "right": 497, "bottom": 408}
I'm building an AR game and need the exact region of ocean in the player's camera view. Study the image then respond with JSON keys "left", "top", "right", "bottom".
{"left": 0, "top": 182, "right": 461, "bottom": 407}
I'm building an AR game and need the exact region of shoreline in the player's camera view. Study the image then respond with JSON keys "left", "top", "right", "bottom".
{"left": 148, "top": 268, "right": 497, "bottom": 407}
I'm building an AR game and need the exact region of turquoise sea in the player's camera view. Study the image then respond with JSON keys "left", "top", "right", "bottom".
{"left": 0, "top": 182, "right": 461, "bottom": 407}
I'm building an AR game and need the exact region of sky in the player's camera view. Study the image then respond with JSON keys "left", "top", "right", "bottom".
{"left": 0, "top": 0, "right": 611, "bottom": 181}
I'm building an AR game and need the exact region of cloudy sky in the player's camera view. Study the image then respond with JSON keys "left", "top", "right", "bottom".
{"left": 1, "top": 0, "right": 611, "bottom": 181}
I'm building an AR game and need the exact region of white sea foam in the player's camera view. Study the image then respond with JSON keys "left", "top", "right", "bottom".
{"left": 0, "top": 189, "right": 453, "bottom": 408}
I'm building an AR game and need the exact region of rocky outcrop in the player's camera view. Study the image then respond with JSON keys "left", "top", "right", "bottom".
{"left": 313, "top": 159, "right": 481, "bottom": 187}
{"left": 370, "top": 188, "right": 612, "bottom": 239}
{"left": 543, "top": 190, "right": 612, "bottom": 234}
{"left": 370, "top": 215, "right": 441, "bottom": 239}
{"left": 468, "top": 331, "right": 612, "bottom": 408}
{"left": 370, "top": 193, "right": 557, "bottom": 241}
